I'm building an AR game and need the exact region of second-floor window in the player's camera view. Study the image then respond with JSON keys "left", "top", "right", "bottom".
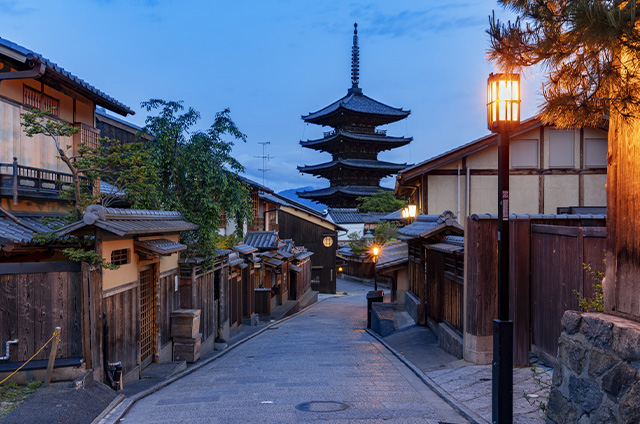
{"left": 111, "top": 248, "right": 131, "bottom": 266}
{"left": 24, "top": 85, "right": 59, "bottom": 117}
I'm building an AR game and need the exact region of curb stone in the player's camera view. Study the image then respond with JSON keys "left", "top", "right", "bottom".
{"left": 96, "top": 295, "right": 332, "bottom": 424}
{"left": 366, "top": 328, "right": 488, "bottom": 424}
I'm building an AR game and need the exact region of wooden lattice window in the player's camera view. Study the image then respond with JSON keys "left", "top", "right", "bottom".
{"left": 140, "top": 268, "right": 156, "bottom": 362}
{"left": 73, "top": 123, "right": 101, "bottom": 150}
{"left": 251, "top": 192, "right": 259, "bottom": 218}
{"left": 23, "top": 86, "right": 59, "bottom": 117}
{"left": 110, "top": 248, "right": 130, "bottom": 265}
{"left": 219, "top": 210, "right": 227, "bottom": 228}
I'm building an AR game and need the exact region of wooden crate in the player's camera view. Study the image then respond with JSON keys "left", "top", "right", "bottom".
{"left": 171, "top": 309, "right": 201, "bottom": 338}
{"left": 173, "top": 333, "right": 202, "bottom": 363}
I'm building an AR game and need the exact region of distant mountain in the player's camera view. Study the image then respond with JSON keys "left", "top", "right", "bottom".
{"left": 277, "top": 187, "right": 327, "bottom": 213}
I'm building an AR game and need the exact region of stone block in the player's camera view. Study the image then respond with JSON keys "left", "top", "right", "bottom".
{"left": 593, "top": 401, "right": 619, "bottom": 424}
{"left": 611, "top": 324, "right": 640, "bottom": 363}
{"left": 588, "top": 349, "right": 617, "bottom": 378}
{"left": 620, "top": 381, "right": 640, "bottom": 423}
{"left": 562, "top": 310, "right": 583, "bottom": 334}
{"left": 546, "top": 389, "right": 577, "bottom": 424}
{"left": 552, "top": 362, "right": 563, "bottom": 388}
{"left": 602, "top": 362, "right": 637, "bottom": 399}
{"left": 558, "top": 333, "right": 587, "bottom": 375}
{"left": 581, "top": 314, "right": 613, "bottom": 350}
{"left": 569, "top": 375, "right": 602, "bottom": 414}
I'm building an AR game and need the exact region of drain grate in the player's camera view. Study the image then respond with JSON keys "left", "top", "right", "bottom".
{"left": 295, "top": 401, "right": 350, "bottom": 412}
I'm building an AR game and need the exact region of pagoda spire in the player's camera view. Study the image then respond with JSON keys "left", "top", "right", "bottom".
{"left": 350, "top": 23, "right": 360, "bottom": 90}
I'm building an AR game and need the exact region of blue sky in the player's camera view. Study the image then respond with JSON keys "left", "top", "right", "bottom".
{"left": 0, "top": 1, "right": 541, "bottom": 191}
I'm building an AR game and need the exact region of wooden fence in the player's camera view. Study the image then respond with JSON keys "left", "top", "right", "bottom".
{"left": 426, "top": 251, "right": 464, "bottom": 333}
{"left": 465, "top": 216, "right": 606, "bottom": 365}
{"left": 0, "top": 264, "right": 83, "bottom": 363}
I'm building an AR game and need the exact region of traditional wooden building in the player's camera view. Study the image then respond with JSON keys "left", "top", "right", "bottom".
{"left": 297, "top": 24, "right": 411, "bottom": 208}
{"left": 395, "top": 117, "right": 608, "bottom": 226}
{"left": 55, "top": 206, "right": 198, "bottom": 383}
{"left": 258, "top": 191, "right": 343, "bottom": 293}
{"left": 0, "top": 36, "right": 135, "bottom": 383}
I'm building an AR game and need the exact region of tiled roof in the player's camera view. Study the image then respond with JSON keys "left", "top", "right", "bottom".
{"left": 134, "top": 238, "right": 187, "bottom": 256}
{"left": 0, "top": 214, "right": 67, "bottom": 246}
{"left": 396, "top": 211, "right": 463, "bottom": 241}
{"left": 100, "top": 181, "right": 125, "bottom": 197}
{"left": 470, "top": 213, "right": 607, "bottom": 220}
{"left": 238, "top": 175, "right": 273, "bottom": 193}
{"left": 259, "top": 192, "right": 323, "bottom": 218}
{"left": 302, "top": 89, "right": 410, "bottom": 123}
{"left": 298, "top": 158, "right": 407, "bottom": 174}
{"left": 0, "top": 36, "right": 133, "bottom": 116}
{"left": 294, "top": 251, "right": 314, "bottom": 261}
{"left": 360, "top": 212, "right": 388, "bottom": 223}
{"left": 298, "top": 185, "right": 391, "bottom": 199}
{"left": 244, "top": 231, "right": 279, "bottom": 250}
{"left": 301, "top": 130, "right": 412, "bottom": 148}
{"left": 426, "top": 242, "right": 464, "bottom": 254}
{"left": 56, "top": 205, "right": 198, "bottom": 237}
{"left": 381, "top": 209, "right": 404, "bottom": 221}
{"left": 232, "top": 243, "right": 258, "bottom": 255}
{"left": 327, "top": 208, "right": 363, "bottom": 224}
{"left": 376, "top": 241, "right": 408, "bottom": 270}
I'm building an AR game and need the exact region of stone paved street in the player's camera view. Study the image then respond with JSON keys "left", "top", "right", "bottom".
{"left": 121, "top": 280, "right": 467, "bottom": 423}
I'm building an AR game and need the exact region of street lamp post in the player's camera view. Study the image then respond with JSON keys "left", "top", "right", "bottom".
{"left": 487, "top": 72, "right": 520, "bottom": 424}
{"left": 372, "top": 245, "right": 380, "bottom": 290}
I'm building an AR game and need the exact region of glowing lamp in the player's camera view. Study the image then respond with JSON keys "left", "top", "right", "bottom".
{"left": 402, "top": 204, "right": 417, "bottom": 220}
{"left": 338, "top": 266, "right": 343, "bottom": 272}
{"left": 487, "top": 73, "right": 520, "bottom": 133}
{"left": 372, "top": 246, "right": 380, "bottom": 256}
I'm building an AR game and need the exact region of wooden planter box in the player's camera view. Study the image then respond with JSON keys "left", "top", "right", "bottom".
{"left": 173, "top": 333, "right": 202, "bottom": 363}
{"left": 171, "top": 309, "right": 201, "bottom": 338}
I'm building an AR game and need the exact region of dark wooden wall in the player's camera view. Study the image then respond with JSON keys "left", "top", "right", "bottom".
{"left": 278, "top": 210, "right": 336, "bottom": 293}
{"left": 426, "top": 250, "right": 464, "bottom": 333}
{"left": 159, "top": 271, "right": 180, "bottom": 348}
{"left": 0, "top": 264, "right": 83, "bottom": 362}
{"left": 103, "top": 285, "right": 139, "bottom": 376}
{"left": 179, "top": 265, "right": 218, "bottom": 343}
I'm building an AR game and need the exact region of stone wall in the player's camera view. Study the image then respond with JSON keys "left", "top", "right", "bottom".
{"left": 546, "top": 311, "right": 640, "bottom": 423}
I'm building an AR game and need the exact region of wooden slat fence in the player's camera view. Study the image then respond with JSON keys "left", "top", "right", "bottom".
{"left": 530, "top": 225, "right": 606, "bottom": 363}
{"left": 465, "top": 216, "right": 606, "bottom": 366}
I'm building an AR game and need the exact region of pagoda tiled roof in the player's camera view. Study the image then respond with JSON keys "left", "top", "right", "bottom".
{"left": 297, "top": 185, "right": 391, "bottom": 199}
{"left": 302, "top": 88, "right": 410, "bottom": 126}
{"left": 300, "top": 130, "right": 412, "bottom": 150}
{"left": 298, "top": 158, "right": 407, "bottom": 174}
{"left": 327, "top": 208, "right": 363, "bottom": 224}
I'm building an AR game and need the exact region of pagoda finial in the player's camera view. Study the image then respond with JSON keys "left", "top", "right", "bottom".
{"left": 351, "top": 22, "right": 359, "bottom": 89}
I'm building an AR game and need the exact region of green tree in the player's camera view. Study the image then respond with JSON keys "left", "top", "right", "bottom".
{"left": 139, "top": 99, "right": 252, "bottom": 259}
{"left": 356, "top": 190, "right": 406, "bottom": 213}
{"left": 487, "top": 0, "right": 640, "bottom": 128}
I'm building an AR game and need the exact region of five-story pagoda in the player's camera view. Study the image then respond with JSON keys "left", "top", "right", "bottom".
{"left": 297, "top": 23, "right": 412, "bottom": 208}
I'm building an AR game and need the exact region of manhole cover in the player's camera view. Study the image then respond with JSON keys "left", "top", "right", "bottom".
{"left": 295, "top": 401, "right": 350, "bottom": 412}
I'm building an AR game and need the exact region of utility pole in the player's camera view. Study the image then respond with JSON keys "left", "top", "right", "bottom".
{"left": 254, "top": 142, "right": 273, "bottom": 186}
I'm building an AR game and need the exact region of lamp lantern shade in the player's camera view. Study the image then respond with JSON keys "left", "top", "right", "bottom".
{"left": 372, "top": 246, "right": 380, "bottom": 257}
{"left": 487, "top": 73, "right": 520, "bottom": 133}
{"left": 407, "top": 204, "right": 416, "bottom": 218}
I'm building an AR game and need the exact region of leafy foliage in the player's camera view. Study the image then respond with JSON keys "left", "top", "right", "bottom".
{"left": 487, "top": 0, "right": 640, "bottom": 127}
{"left": 139, "top": 100, "right": 252, "bottom": 259}
{"left": 62, "top": 247, "right": 119, "bottom": 270}
{"left": 356, "top": 190, "right": 406, "bottom": 213}
{"left": 574, "top": 258, "right": 606, "bottom": 312}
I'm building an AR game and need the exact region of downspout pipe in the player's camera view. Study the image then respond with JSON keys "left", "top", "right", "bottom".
{"left": 0, "top": 56, "right": 45, "bottom": 84}
{"left": 0, "top": 339, "right": 18, "bottom": 361}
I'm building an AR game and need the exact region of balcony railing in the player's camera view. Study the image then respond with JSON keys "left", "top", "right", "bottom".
{"left": 73, "top": 123, "right": 101, "bottom": 150}
{"left": 0, "top": 159, "right": 88, "bottom": 202}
